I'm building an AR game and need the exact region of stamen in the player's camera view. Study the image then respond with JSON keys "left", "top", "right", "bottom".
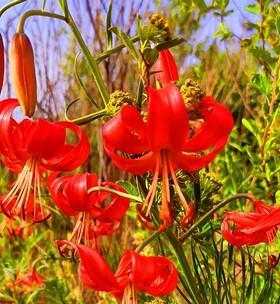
{"left": 141, "top": 153, "right": 160, "bottom": 216}
{"left": 122, "top": 282, "right": 137, "bottom": 304}
{"left": 1, "top": 157, "right": 36, "bottom": 219}
{"left": 167, "top": 155, "right": 190, "bottom": 213}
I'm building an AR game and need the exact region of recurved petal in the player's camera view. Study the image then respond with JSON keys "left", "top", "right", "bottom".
{"left": 102, "top": 105, "right": 148, "bottom": 154}
{"left": 26, "top": 119, "right": 66, "bottom": 159}
{"left": 91, "top": 181, "right": 130, "bottom": 222}
{"left": 63, "top": 173, "right": 96, "bottom": 212}
{"left": 221, "top": 208, "right": 280, "bottom": 246}
{"left": 119, "top": 251, "right": 178, "bottom": 297}
{"left": 183, "top": 96, "right": 234, "bottom": 153}
{"left": 48, "top": 175, "right": 77, "bottom": 216}
{"left": 153, "top": 49, "right": 179, "bottom": 85}
{"left": 172, "top": 136, "right": 228, "bottom": 172}
{"left": 0, "top": 99, "right": 22, "bottom": 159}
{"left": 40, "top": 121, "right": 90, "bottom": 172}
{"left": 254, "top": 200, "right": 278, "bottom": 215}
{"left": 75, "top": 243, "right": 121, "bottom": 292}
{"left": 104, "top": 142, "right": 156, "bottom": 174}
{"left": 15, "top": 267, "right": 44, "bottom": 288}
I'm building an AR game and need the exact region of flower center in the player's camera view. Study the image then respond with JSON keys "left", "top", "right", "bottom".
{"left": 139, "top": 150, "right": 194, "bottom": 231}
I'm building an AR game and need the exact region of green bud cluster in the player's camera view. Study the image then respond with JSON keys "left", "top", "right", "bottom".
{"left": 180, "top": 78, "right": 205, "bottom": 108}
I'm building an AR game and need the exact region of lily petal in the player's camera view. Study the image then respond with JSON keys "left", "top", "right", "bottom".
{"left": 153, "top": 49, "right": 179, "bottom": 85}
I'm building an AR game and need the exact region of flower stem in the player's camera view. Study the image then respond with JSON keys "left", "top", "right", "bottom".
{"left": 135, "top": 231, "right": 160, "bottom": 253}
{"left": 57, "top": 4, "right": 109, "bottom": 106}
{"left": 67, "top": 17, "right": 109, "bottom": 106}
{"left": 65, "top": 108, "right": 107, "bottom": 125}
{"left": 179, "top": 193, "right": 254, "bottom": 242}
{"left": 17, "top": 10, "right": 67, "bottom": 33}
{"left": 0, "top": 0, "right": 26, "bottom": 17}
{"left": 88, "top": 186, "right": 142, "bottom": 202}
{"left": 165, "top": 229, "right": 207, "bottom": 304}
{"left": 95, "top": 35, "right": 140, "bottom": 63}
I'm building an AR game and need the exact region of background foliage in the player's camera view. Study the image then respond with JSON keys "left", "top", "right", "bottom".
{"left": 0, "top": 0, "right": 279, "bottom": 303}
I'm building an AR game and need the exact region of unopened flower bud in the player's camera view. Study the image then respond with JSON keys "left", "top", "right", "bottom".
{"left": 10, "top": 33, "right": 37, "bottom": 117}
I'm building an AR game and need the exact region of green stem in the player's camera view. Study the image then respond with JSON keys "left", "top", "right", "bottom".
{"left": 65, "top": 108, "right": 107, "bottom": 125}
{"left": 88, "top": 186, "right": 142, "bottom": 202}
{"left": 136, "top": 80, "right": 144, "bottom": 110}
{"left": 135, "top": 231, "right": 160, "bottom": 253}
{"left": 95, "top": 35, "right": 140, "bottom": 63}
{"left": 0, "top": 0, "right": 26, "bottom": 17}
{"left": 193, "top": 174, "right": 201, "bottom": 213}
{"left": 17, "top": 10, "right": 67, "bottom": 33}
{"left": 179, "top": 193, "right": 254, "bottom": 242}
{"left": 66, "top": 12, "right": 109, "bottom": 106}
{"left": 165, "top": 229, "right": 207, "bottom": 304}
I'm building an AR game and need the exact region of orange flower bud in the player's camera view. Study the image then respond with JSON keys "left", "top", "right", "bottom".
{"left": 10, "top": 33, "right": 37, "bottom": 117}
{"left": 0, "top": 34, "right": 4, "bottom": 95}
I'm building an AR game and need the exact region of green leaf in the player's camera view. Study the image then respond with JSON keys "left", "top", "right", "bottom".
{"left": 57, "top": 0, "right": 69, "bottom": 19}
{"left": 110, "top": 26, "right": 139, "bottom": 60}
{"left": 142, "top": 47, "right": 158, "bottom": 65}
{"left": 213, "top": 23, "right": 232, "bottom": 41}
{"left": 249, "top": 47, "right": 275, "bottom": 68}
{"left": 117, "top": 180, "right": 139, "bottom": 197}
{"left": 154, "top": 37, "right": 185, "bottom": 51}
{"left": 106, "top": 0, "right": 113, "bottom": 49}
{"left": 251, "top": 73, "right": 271, "bottom": 95}
{"left": 242, "top": 118, "right": 260, "bottom": 143}
{"left": 224, "top": 9, "right": 234, "bottom": 16}
{"left": 245, "top": 4, "right": 260, "bottom": 15}
{"left": 193, "top": 0, "right": 207, "bottom": 12}
{"left": 276, "top": 16, "right": 280, "bottom": 35}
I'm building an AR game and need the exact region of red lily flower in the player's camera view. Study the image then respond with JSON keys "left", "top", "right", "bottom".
{"left": 49, "top": 173, "right": 129, "bottom": 248}
{"left": 221, "top": 200, "right": 280, "bottom": 246}
{"left": 0, "top": 98, "right": 90, "bottom": 223}
{"left": 267, "top": 254, "right": 280, "bottom": 272}
{"left": 103, "top": 70, "right": 233, "bottom": 230}
{"left": 61, "top": 241, "right": 178, "bottom": 303}
{"left": 15, "top": 266, "right": 44, "bottom": 288}
{"left": 3, "top": 217, "right": 33, "bottom": 240}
